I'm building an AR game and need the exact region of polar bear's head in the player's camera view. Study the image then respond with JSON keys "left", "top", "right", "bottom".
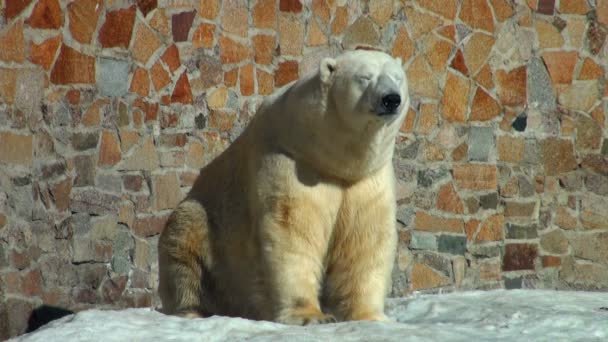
{"left": 319, "top": 50, "right": 408, "bottom": 128}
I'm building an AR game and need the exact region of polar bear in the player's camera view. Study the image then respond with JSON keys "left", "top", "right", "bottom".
{"left": 158, "top": 50, "right": 409, "bottom": 325}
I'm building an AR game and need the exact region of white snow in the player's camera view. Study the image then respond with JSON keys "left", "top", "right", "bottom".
{"left": 12, "top": 290, "right": 608, "bottom": 342}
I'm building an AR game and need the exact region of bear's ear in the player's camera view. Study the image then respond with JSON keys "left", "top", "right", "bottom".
{"left": 320, "top": 58, "right": 337, "bottom": 84}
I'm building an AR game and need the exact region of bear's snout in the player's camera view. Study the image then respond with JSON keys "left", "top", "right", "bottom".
{"left": 380, "top": 93, "right": 401, "bottom": 114}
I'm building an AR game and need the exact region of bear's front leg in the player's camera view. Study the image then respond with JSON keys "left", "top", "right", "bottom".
{"left": 323, "top": 172, "right": 397, "bottom": 322}
{"left": 259, "top": 195, "right": 337, "bottom": 325}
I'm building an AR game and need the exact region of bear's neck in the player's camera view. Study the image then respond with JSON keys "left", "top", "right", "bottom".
{"left": 266, "top": 73, "right": 401, "bottom": 182}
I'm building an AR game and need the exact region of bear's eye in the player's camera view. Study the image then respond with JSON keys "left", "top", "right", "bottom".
{"left": 357, "top": 75, "right": 372, "bottom": 82}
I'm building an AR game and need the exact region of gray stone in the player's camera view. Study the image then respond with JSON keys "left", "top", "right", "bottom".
{"left": 540, "top": 230, "right": 568, "bottom": 254}
{"left": 396, "top": 206, "right": 415, "bottom": 226}
{"left": 96, "top": 58, "right": 129, "bottom": 97}
{"left": 111, "top": 255, "right": 131, "bottom": 275}
{"left": 393, "top": 159, "right": 416, "bottom": 182}
{"left": 95, "top": 173, "right": 122, "bottom": 193}
{"left": 70, "top": 189, "right": 121, "bottom": 215}
{"left": 437, "top": 235, "right": 467, "bottom": 255}
{"left": 527, "top": 58, "right": 556, "bottom": 113}
{"left": 113, "top": 229, "right": 134, "bottom": 253}
{"left": 413, "top": 189, "right": 434, "bottom": 210}
{"left": 409, "top": 232, "right": 437, "bottom": 250}
{"left": 117, "top": 101, "right": 129, "bottom": 127}
{"left": 469, "top": 244, "right": 501, "bottom": 258}
{"left": 479, "top": 193, "right": 498, "bottom": 209}
{"left": 506, "top": 223, "right": 538, "bottom": 239}
{"left": 417, "top": 168, "right": 449, "bottom": 188}
{"left": 74, "top": 155, "right": 96, "bottom": 187}
{"left": 397, "top": 140, "right": 420, "bottom": 160}
{"left": 420, "top": 252, "right": 452, "bottom": 277}
{"left": 560, "top": 257, "right": 608, "bottom": 290}
{"left": 602, "top": 140, "right": 608, "bottom": 156}
{"left": 559, "top": 173, "right": 583, "bottom": 191}
{"left": 0, "top": 243, "right": 6, "bottom": 268}
{"left": 72, "top": 132, "right": 99, "bottom": 151}
{"left": 15, "top": 68, "right": 44, "bottom": 116}
{"left": 72, "top": 237, "right": 96, "bottom": 263}
{"left": 71, "top": 213, "right": 91, "bottom": 236}
{"left": 468, "top": 127, "right": 494, "bottom": 162}
{"left": 75, "top": 263, "right": 107, "bottom": 289}
{"left": 91, "top": 215, "right": 118, "bottom": 241}
{"left": 571, "top": 232, "right": 608, "bottom": 263}
{"left": 456, "top": 24, "right": 471, "bottom": 42}
{"left": 586, "top": 174, "right": 608, "bottom": 196}
{"left": 504, "top": 276, "right": 522, "bottom": 289}
{"left": 465, "top": 197, "right": 480, "bottom": 214}
{"left": 342, "top": 17, "right": 380, "bottom": 49}
{"left": 517, "top": 176, "right": 535, "bottom": 197}
{"left": 0, "top": 297, "right": 36, "bottom": 338}
{"left": 524, "top": 139, "right": 540, "bottom": 165}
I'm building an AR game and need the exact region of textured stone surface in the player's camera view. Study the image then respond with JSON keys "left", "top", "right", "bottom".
{"left": 97, "top": 58, "right": 130, "bottom": 97}
{"left": 98, "top": 6, "right": 136, "bottom": 48}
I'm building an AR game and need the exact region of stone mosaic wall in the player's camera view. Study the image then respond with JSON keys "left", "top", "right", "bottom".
{"left": 1, "top": 0, "right": 607, "bottom": 338}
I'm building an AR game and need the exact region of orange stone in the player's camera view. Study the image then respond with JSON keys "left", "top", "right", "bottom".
{"left": 542, "top": 51, "right": 577, "bottom": 84}
{"left": 193, "top": 23, "right": 215, "bottom": 49}
{"left": 279, "top": 14, "right": 304, "bottom": 56}
{"left": 437, "top": 25, "right": 457, "bottom": 43}
{"left": 150, "top": 8, "right": 171, "bottom": 38}
{"left": 450, "top": 49, "right": 469, "bottom": 76}
{"left": 407, "top": 55, "right": 439, "bottom": 99}
{"left": 464, "top": 32, "right": 495, "bottom": 75}
{"left": 224, "top": 68, "right": 238, "bottom": 87}
{"left": 50, "top": 45, "right": 96, "bottom": 84}
{"left": 599, "top": 0, "right": 608, "bottom": 28}
{"left": 307, "top": 19, "right": 328, "bottom": 46}
{"left": 82, "top": 99, "right": 103, "bottom": 126}
{"left": 425, "top": 36, "right": 453, "bottom": 72}
{"left": 280, "top": 0, "right": 302, "bottom": 12}
{"left": 68, "top": 0, "right": 102, "bottom": 44}
{"left": 313, "top": 0, "right": 331, "bottom": 24}
{"left": 98, "top": 6, "right": 136, "bottom": 48}
{"left": 208, "top": 109, "right": 237, "bottom": 131}
{"left": 542, "top": 256, "right": 561, "bottom": 268}
{"left": 275, "top": 60, "right": 299, "bottom": 87}
{"left": 442, "top": 71, "right": 470, "bottom": 122}
{"left": 240, "top": 64, "right": 255, "bottom": 96}
{"left": 171, "top": 72, "right": 193, "bottom": 104}
{"left": 460, "top": 0, "right": 494, "bottom": 32}
{"left": 559, "top": 0, "right": 589, "bottom": 14}
{"left": 132, "top": 22, "right": 162, "bottom": 64}
{"left": 5, "top": 0, "right": 33, "bottom": 19}
{"left": 200, "top": 0, "right": 220, "bottom": 19}
{"left": 414, "top": 211, "right": 464, "bottom": 233}
{"left": 30, "top": 34, "right": 61, "bottom": 70}
{"left": 417, "top": 103, "right": 438, "bottom": 134}
{"left": 417, "top": 0, "right": 458, "bottom": 19}
{"left": 150, "top": 61, "right": 170, "bottom": 91}
{"left": 489, "top": 0, "right": 514, "bottom": 21}
{"left": 465, "top": 219, "right": 480, "bottom": 241}
{"left": 257, "top": 68, "right": 274, "bottom": 95}
{"left": 253, "top": 0, "right": 276, "bottom": 28}
{"left": 474, "top": 64, "right": 494, "bottom": 90}
{"left": 437, "top": 183, "right": 464, "bottom": 214}
{"left": 476, "top": 214, "right": 504, "bottom": 242}
{"left": 332, "top": 6, "right": 349, "bottom": 35}
{"left": 0, "top": 21, "right": 26, "bottom": 63}
{"left": 404, "top": 5, "right": 443, "bottom": 39}
{"left": 400, "top": 107, "right": 416, "bottom": 133}
{"left": 221, "top": 0, "right": 248, "bottom": 37}
{"left": 496, "top": 66, "right": 527, "bottom": 107}
{"left": 578, "top": 58, "right": 604, "bottom": 80}
{"left": 27, "top": 0, "right": 63, "bottom": 29}
{"left": 98, "top": 131, "right": 122, "bottom": 166}
{"left": 470, "top": 87, "right": 501, "bottom": 121}
{"left": 161, "top": 44, "right": 181, "bottom": 73}
{"left": 219, "top": 35, "right": 250, "bottom": 64}
{"left": 253, "top": 34, "right": 276, "bottom": 65}
{"left": 453, "top": 164, "right": 497, "bottom": 191}
{"left": 497, "top": 135, "right": 525, "bottom": 163}
{"left": 66, "top": 89, "right": 80, "bottom": 105}
{"left": 410, "top": 262, "right": 449, "bottom": 290}
{"left": 130, "top": 68, "right": 150, "bottom": 97}
{"left": 535, "top": 20, "right": 564, "bottom": 49}
{"left": 391, "top": 26, "right": 414, "bottom": 62}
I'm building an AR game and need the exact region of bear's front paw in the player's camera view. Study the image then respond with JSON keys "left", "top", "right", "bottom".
{"left": 277, "top": 310, "right": 337, "bottom": 325}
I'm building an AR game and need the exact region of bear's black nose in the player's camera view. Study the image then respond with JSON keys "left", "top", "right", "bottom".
{"left": 381, "top": 93, "right": 401, "bottom": 113}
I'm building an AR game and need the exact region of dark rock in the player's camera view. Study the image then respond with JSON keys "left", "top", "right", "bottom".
{"left": 72, "top": 132, "right": 99, "bottom": 151}
{"left": 506, "top": 223, "right": 538, "bottom": 239}
{"left": 503, "top": 243, "right": 538, "bottom": 271}
{"left": 437, "top": 235, "right": 467, "bottom": 255}
{"left": 417, "top": 168, "right": 449, "bottom": 188}
{"left": 504, "top": 276, "right": 522, "bottom": 289}
{"left": 512, "top": 113, "right": 527, "bottom": 132}
{"left": 195, "top": 113, "right": 206, "bottom": 129}
{"left": 70, "top": 189, "right": 121, "bottom": 215}
{"left": 73, "top": 155, "right": 96, "bottom": 187}
{"left": 479, "top": 193, "right": 498, "bottom": 209}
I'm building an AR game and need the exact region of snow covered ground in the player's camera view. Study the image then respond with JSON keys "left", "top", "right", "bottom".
{"left": 12, "top": 290, "right": 608, "bottom": 342}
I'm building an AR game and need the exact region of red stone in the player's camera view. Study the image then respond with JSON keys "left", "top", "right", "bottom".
{"left": 496, "top": 66, "right": 527, "bottom": 107}
{"left": 50, "top": 44, "right": 96, "bottom": 84}
{"left": 172, "top": 10, "right": 196, "bottom": 42}
{"left": 132, "top": 214, "right": 169, "bottom": 237}
{"left": 68, "top": 0, "right": 102, "bottom": 44}
{"left": 503, "top": 244, "right": 538, "bottom": 271}
{"left": 161, "top": 44, "right": 181, "bottom": 74}
{"left": 30, "top": 34, "right": 61, "bottom": 70}
{"left": 150, "top": 61, "right": 170, "bottom": 91}
{"left": 98, "top": 6, "right": 136, "bottom": 48}
{"left": 27, "top": 0, "right": 63, "bottom": 29}
{"left": 21, "top": 269, "right": 43, "bottom": 296}
{"left": 4, "top": 0, "right": 33, "bottom": 19}
{"left": 450, "top": 49, "right": 469, "bottom": 76}
{"left": 470, "top": 86, "right": 501, "bottom": 121}
{"left": 171, "top": 72, "right": 193, "bottom": 104}
{"left": 280, "top": 0, "right": 302, "bottom": 12}
{"left": 275, "top": 60, "right": 299, "bottom": 87}
{"left": 130, "top": 68, "right": 150, "bottom": 97}
{"left": 219, "top": 35, "right": 250, "bottom": 64}
{"left": 136, "top": 0, "right": 157, "bottom": 17}
{"left": 193, "top": 23, "right": 215, "bottom": 48}
{"left": 98, "top": 131, "right": 122, "bottom": 166}
{"left": 537, "top": 0, "right": 555, "bottom": 14}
